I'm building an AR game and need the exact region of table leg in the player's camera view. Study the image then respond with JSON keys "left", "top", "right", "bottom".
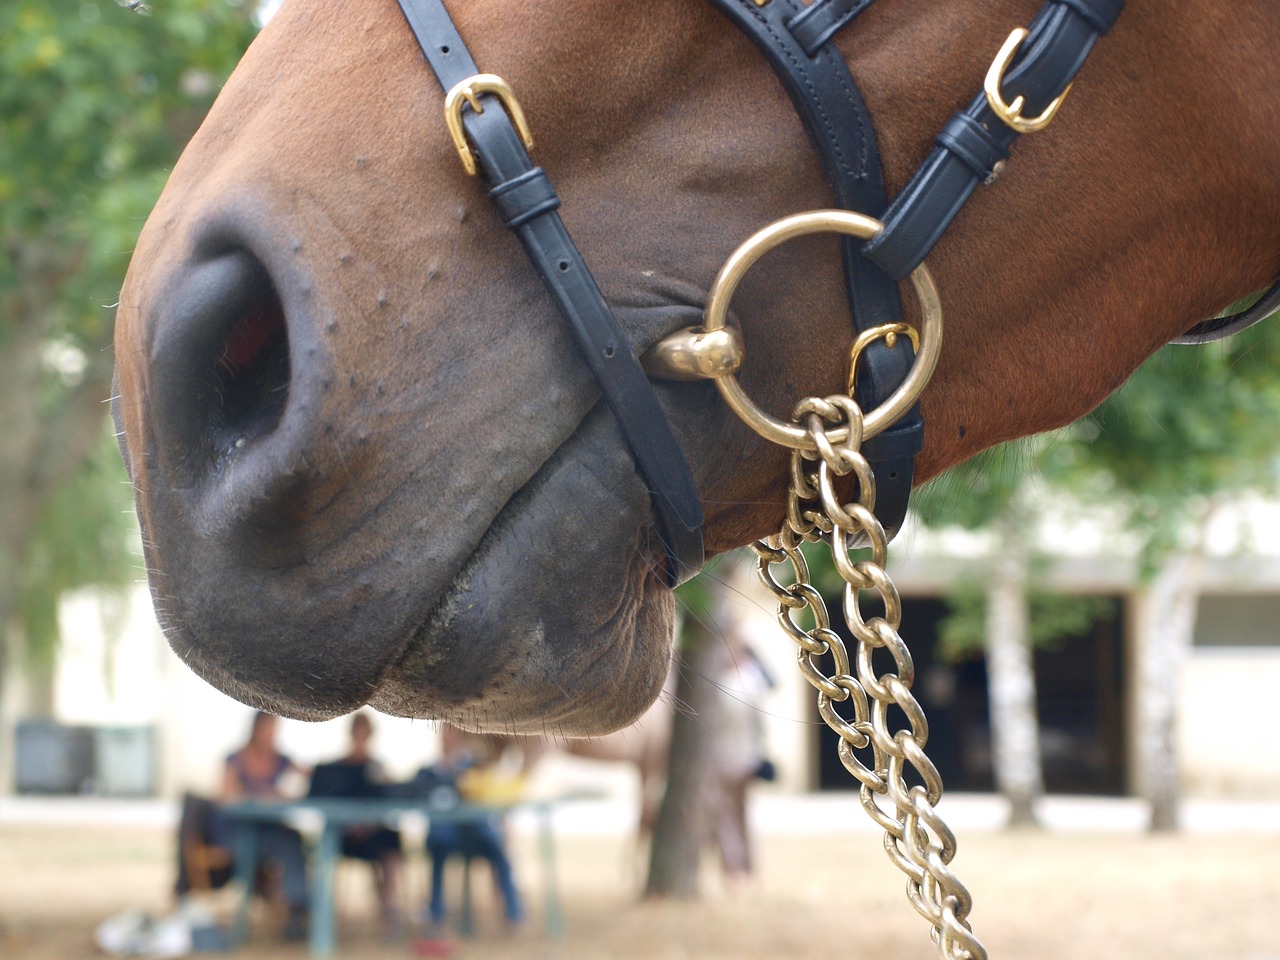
{"left": 230, "top": 825, "right": 259, "bottom": 947}
{"left": 538, "top": 805, "right": 565, "bottom": 938}
{"left": 310, "top": 825, "right": 341, "bottom": 958}
{"left": 460, "top": 856, "right": 475, "bottom": 936}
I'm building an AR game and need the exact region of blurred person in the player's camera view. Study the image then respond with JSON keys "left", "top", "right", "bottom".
{"left": 419, "top": 726, "right": 524, "bottom": 931}
{"left": 215, "top": 711, "right": 310, "bottom": 939}
{"left": 708, "top": 633, "right": 774, "bottom": 888}
{"left": 308, "top": 712, "right": 406, "bottom": 932}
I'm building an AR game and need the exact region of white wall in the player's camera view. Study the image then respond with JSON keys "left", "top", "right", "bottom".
{"left": 1179, "top": 649, "right": 1280, "bottom": 799}
{"left": 45, "top": 559, "right": 1280, "bottom": 804}
{"left": 52, "top": 586, "right": 445, "bottom": 797}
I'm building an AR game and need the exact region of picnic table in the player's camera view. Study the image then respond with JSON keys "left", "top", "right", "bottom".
{"left": 221, "top": 794, "right": 576, "bottom": 957}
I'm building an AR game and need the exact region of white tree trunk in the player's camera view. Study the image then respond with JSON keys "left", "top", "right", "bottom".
{"left": 1137, "top": 550, "right": 1202, "bottom": 832}
{"left": 0, "top": 628, "right": 18, "bottom": 797}
{"left": 986, "top": 508, "right": 1044, "bottom": 828}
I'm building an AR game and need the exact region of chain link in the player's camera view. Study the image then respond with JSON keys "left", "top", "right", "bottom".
{"left": 751, "top": 394, "right": 987, "bottom": 960}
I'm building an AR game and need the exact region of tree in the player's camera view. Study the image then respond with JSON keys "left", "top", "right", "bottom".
{"left": 912, "top": 445, "right": 1051, "bottom": 827}
{"left": 645, "top": 556, "right": 739, "bottom": 899}
{"left": 643, "top": 611, "right": 720, "bottom": 898}
{"left": 1064, "top": 321, "right": 1280, "bottom": 830}
{"left": 0, "top": 0, "right": 258, "bottom": 688}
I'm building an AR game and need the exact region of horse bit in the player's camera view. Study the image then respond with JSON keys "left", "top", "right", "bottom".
{"left": 389, "top": 0, "right": 1274, "bottom": 956}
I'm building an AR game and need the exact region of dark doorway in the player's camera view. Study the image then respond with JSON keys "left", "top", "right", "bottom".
{"left": 815, "top": 593, "right": 1127, "bottom": 795}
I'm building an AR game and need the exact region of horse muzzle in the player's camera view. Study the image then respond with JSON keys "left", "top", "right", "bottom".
{"left": 115, "top": 206, "right": 677, "bottom": 729}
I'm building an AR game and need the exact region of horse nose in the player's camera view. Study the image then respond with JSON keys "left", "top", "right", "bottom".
{"left": 147, "top": 248, "right": 293, "bottom": 492}
{"left": 135, "top": 244, "right": 389, "bottom": 717}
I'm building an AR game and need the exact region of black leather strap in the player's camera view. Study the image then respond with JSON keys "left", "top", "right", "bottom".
{"left": 390, "top": 0, "right": 1134, "bottom": 578}
{"left": 787, "top": 0, "right": 877, "bottom": 58}
{"left": 1173, "top": 277, "right": 1280, "bottom": 344}
{"left": 394, "top": 0, "right": 705, "bottom": 584}
{"left": 706, "top": 0, "right": 921, "bottom": 540}
{"left": 861, "top": 0, "right": 1124, "bottom": 280}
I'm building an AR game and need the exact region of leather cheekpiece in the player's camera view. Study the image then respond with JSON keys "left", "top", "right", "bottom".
{"left": 394, "top": 0, "right": 706, "bottom": 584}
{"left": 707, "top": 0, "right": 921, "bottom": 542}
{"left": 786, "top": 0, "right": 877, "bottom": 57}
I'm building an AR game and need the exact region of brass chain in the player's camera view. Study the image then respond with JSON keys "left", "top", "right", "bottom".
{"left": 751, "top": 394, "right": 987, "bottom": 960}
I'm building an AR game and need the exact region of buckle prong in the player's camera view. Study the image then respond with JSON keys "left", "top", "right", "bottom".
{"left": 848, "top": 323, "right": 920, "bottom": 397}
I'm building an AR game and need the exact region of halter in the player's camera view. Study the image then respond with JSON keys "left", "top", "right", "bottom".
{"left": 383, "top": 5, "right": 1214, "bottom": 956}
{"left": 392, "top": 0, "right": 1269, "bottom": 587}
{"left": 390, "top": 0, "right": 1128, "bottom": 585}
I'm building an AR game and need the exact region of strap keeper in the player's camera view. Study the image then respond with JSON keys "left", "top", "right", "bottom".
{"left": 786, "top": 0, "right": 874, "bottom": 58}
{"left": 489, "top": 167, "right": 561, "bottom": 229}
{"left": 1055, "top": 0, "right": 1123, "bottom": 34}
{"left": 934, "top": 113, "right": 1009, "bottom": 181}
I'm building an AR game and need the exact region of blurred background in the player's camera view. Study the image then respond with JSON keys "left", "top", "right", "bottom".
{"left": 3, "top": 1, "right": 1279, "bottom": 959}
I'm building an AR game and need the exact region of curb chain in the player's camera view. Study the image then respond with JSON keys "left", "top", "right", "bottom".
{"left": 750, "top": 394, "right": 987, "bottom": 960}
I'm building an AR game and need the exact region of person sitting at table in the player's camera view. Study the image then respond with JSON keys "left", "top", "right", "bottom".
{"left": 307, "top": 712, "right": 406, "bottom": 932}
{"left": 420, "top": 726, "right": 524, "bottom": 930}
{"left": 215, "top": 711, "right": 310, "bottom": 940}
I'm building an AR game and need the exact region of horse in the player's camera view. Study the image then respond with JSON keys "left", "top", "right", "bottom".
{"left": 111, "top": 0, "right": 1280, "bottom": 740}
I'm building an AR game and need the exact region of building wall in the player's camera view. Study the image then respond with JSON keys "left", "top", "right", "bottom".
{"left": 1180, "top": 593, "right": 1280, "bottom": 798}
{"left": 16, "top": 559, "right": 1280, "bottom": 803}
{"left": 1179, "top": 650, "right": 1280, "bottom": 798}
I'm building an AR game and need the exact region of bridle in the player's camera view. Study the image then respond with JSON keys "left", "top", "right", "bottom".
{"left": 383, "top": 4, "right": 1280, "bottom": 954}
{"left": 389, "top": 0, "right": 1276, "bottom": 588}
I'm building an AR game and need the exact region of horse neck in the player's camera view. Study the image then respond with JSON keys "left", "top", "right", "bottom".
{"left": 824, "top": 0, "right": 1280, "bottom": 475}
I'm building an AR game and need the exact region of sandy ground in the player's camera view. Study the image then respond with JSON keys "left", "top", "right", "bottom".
{"left": 2, "top": 797, "right": 1279, "bottom": 960}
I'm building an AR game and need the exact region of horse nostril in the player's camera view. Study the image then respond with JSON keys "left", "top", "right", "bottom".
{"left": 214, "top": 273, "right": 290, "bottom": 451}
{"left": 150, "top": 248, "right": 293, "bottom": 482}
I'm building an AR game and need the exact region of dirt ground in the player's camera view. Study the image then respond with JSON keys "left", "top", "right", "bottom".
{"left": 2, "top": 810, "right": 1278, "bottom": 960}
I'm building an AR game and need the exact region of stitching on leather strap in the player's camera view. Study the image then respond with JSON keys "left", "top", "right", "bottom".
{"left": 735, "top": 0, "right": 867, "bottom": 182}
{"left": 1055, "top": 0, "right": 1121, "bottom": 35}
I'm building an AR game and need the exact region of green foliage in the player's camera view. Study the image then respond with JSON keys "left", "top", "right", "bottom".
{"left": 1063, "top": 322, "right": 1280, "bottom": 565}
{"left": 907, "top": 321, "right": 1280, "bottom": 663}
{"left": 18, "top": 425, "right": 138, "bottom": 674}
{"left": 935, "top": 581, "right": 1112, "bottom": 663}
{"left": 1, "top": 0, "right": 257, "bottom": 668}
{"left": 911, "top": 317, "right": 1280, "bottom": 578}
{"left": 1, "top": 0, "right": 258, "bottom": 341}
{"left": 912, "top": 442, "right": 1041, "bottom": 532}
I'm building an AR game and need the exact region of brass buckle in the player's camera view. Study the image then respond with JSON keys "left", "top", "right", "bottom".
{"left": 443, "top": 74, "right": 534, "bottom": 176}
{"left": 983, "top": 27, "right": 1073, "bottom": 134}
{"left": 847, "top": 323, "right": 920, "bottom": 397}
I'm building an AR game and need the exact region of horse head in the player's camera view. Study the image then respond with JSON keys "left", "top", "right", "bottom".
{"left": 113, "top": 0, "right": 1280, "bottom": 733}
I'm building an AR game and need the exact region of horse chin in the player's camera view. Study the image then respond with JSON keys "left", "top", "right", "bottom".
{"left": 369, "top": 406, "right": 677, "bottom": 737}
{"left": 143, "top": 398, "right": 675, "bottom": 735}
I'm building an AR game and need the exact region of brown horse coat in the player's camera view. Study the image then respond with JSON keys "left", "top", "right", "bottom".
{"left": 113, "top": 0, "right": 1280, "bottom": 731}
